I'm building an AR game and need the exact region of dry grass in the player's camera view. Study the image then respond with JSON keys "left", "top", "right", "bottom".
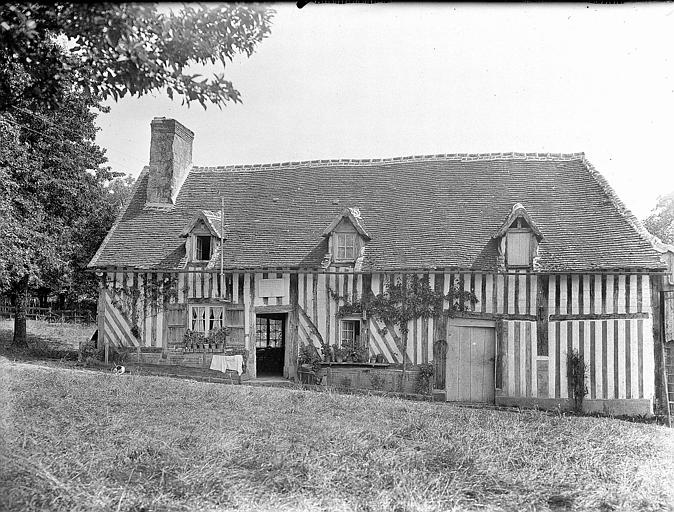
{"left": 1, "top": 358, "right": 673, "bottom": 512}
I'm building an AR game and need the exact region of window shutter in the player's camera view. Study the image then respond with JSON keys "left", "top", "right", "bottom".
{"left": 507, "top": 231, "right": 531, "bottom": 267}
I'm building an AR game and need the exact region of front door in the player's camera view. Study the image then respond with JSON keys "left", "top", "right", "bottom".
{"left": 446, "top": 322, "right": 496, "bottom": 403}
{"left": 255, "top": 313, "right": 286, "bottom": 376}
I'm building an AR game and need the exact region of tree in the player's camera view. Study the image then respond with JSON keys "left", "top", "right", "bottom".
{"left": 0, "top": 81, "right": 110, "bottom": 345}
{"left": 0, "top": 3, "right": 274, "bottom": 345}
{"left": 0, "top": 3, "right": 274, "bottom": 111}
{"left": 644, "top": 191, "right": 674, "bottom": 245}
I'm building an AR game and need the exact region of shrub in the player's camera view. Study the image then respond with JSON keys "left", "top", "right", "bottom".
{"left": 415, "top": 363, "right": 434, "bottom": 395}
{"left": 567, "top": 349, "right": 588, "bottom": 412}
{"left": 78, "top": 339, "right": 102, "bottom": 362}
{"left": 298, "top": 342, "right": 321, "bottom": 373}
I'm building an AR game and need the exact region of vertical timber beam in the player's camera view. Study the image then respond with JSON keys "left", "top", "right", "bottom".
{"left": 287, "top": 273, "right": 299, "bottom": 379}
{"left": 536, "top": 275, "right": 549, "bottom": 356}
{"left": 98, "top": 272, "right": 108, "bottom": 364}
{"left": 651, "top": 274, "right": 668, "bottom": 418}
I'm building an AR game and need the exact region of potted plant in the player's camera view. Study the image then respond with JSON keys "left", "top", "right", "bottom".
{"left": 356, "top": 346, "right": 370, "bottom": 363}
{"left": 333, "top": 346, "right": 347, "bottom": 363}
{"left": 320, "top": 340, "right": 333, "bottom": 362}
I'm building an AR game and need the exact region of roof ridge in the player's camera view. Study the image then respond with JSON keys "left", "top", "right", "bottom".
{"left": 191, "top": 152, "right": 586, "bottom": 173}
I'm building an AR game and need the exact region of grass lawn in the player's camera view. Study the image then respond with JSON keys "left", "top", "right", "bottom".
{"left": 0, "top": 318, "right": 96, "bottom": 351}
{"left": 1, "top": 358, "right": 673, "bottom": 512}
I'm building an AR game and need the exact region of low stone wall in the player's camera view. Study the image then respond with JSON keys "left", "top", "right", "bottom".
{"left": 115, "top": 347, "right": 251, "bottom": 380}
{"left": 320, "top": 365, "right": 422, "bottom": 394}
{"left": 495, "top": 396, "right": 653, "bottom": 416}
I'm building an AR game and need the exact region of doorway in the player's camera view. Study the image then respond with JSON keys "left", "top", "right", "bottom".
{"left": 255, "top": 313, "right": 286, "bottom": 376}
{"left": 446, "top": 321, "right": 496, "bottom": 403}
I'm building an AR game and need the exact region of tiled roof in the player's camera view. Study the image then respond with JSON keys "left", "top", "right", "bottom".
{"left": 88, "top": 153, "right": 665, "bottom": 271}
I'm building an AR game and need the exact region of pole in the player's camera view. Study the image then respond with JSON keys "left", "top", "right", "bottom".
{"left": 220, "top": 196, "right": 225, "bottom": 298}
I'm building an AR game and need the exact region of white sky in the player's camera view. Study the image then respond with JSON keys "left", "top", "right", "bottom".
{"left": 95, "top": 2, "right": 674, "bottom": 219}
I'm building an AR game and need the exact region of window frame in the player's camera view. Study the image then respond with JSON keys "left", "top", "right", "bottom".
{"left": 339, "top": 318, "right": 362, "bottom": 349}
{"left": 189, "top": 304, "right": 225, "bottom": 336}
{"left": 194, "top": 235, "right": 213, "bottom": 262}
{"left": 335, "top": 232, "right": 357, "bottom": 262}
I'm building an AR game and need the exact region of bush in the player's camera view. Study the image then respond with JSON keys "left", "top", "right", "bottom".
{"left": 79, "top": 339, "right": 102, "bottom": 362}
{"left": 415, "top": 363, "right": 434, "bottom": 395}
{"left": 298, "top": 342, "right": 321, "bottom": 373}
{"left": 567, "top": 349, "right": 588, "bottom": 412}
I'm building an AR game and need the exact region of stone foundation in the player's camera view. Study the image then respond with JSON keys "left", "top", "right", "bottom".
{"left": 495, "top": 396, "right": 653, "bottom": 416}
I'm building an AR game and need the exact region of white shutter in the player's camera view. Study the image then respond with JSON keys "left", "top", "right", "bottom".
{"left": 507, "top": 231, "right": 531, "bottom": 267}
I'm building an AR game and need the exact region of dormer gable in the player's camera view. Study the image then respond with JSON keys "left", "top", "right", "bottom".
{"left": 321, "top": 207, "right": 370, "bottom": 266}
{"left": 179, "top": 210, "right": 224, "bottom": 263}
{"left": 492, "top": 203, "right": 543, "bottom": 270}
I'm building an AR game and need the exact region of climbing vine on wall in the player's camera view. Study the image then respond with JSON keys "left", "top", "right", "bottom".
{"left": 106, "top": 272, "right": 179, "bottom": 331}
{"left": 329, "top": 274, "right": 478, "bottom": 334}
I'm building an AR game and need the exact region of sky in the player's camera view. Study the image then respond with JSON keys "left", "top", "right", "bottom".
{"left": 94, "top": 3, "right": 674, "bottom": 219}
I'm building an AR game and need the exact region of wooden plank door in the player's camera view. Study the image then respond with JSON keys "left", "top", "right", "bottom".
{"left": 446, "top": 325, "right": 496, "bottom": 403}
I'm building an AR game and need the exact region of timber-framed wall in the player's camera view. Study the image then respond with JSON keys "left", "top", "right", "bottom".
{"left": 96, "top": 267, "right": 665, "bottom": 415}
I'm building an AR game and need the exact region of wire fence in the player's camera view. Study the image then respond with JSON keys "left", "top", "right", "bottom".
{"left": 0, "top": 305, "right": 95, "bottom": 325}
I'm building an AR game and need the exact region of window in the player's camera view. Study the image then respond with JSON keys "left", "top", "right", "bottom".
{"left": 336, "top": 233, "right": 356, "bottom": 260}
{"left": 190, "top": 305, "right": 224, "bottom": 335}
{"left": 195, "top": 236, "right": 212, "bottom": 261}
{"left": 256, "top": 317, "right": 284, "bottom": 348}
{"left": 340, "top": 319, "right": 361, "bottom": 349}
{"left": 506, "top": 229, "right": 532, "bottom": 267}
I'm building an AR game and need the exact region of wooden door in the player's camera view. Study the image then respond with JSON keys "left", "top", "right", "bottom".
{"left": 446, "top": 325, "right": 495, "bottom": 403}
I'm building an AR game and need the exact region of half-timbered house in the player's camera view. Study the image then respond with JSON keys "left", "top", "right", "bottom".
{"left": 88, "top": 117, "right": 674, "bottom": 415}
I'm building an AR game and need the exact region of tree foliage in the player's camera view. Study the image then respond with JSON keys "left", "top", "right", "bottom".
{"left": 0, "top": 3, "right": 273, "bottom": 345}
{"left": 644, "top": 191, "right": 674, "bottom": 245}
{"left": 0, "top": 3, "right": 274, "bottom": 110}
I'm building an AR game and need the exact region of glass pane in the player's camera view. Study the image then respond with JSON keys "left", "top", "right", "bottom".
{"left": 269, "top": 319, "right": 283, "bottom": 347}
{"left": 210, "top": 307, "right": 223, "bottom": 331}
{"left": 256, "top": 317, "right": 267, "bottom": 347}
{"left": 341, "top": 320, "right": 355, "bottom": 347}
{"left": 192, "top": 307, "right": 206, "bottom": 332}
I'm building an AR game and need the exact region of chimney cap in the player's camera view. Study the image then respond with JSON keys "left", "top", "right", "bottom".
{"left": 150, "top": 117, "right": 194, "bottom": 139}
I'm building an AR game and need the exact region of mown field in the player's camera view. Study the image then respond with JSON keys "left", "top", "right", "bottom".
{"left": 1, "top": 359, "right": 673, "bottom": 512}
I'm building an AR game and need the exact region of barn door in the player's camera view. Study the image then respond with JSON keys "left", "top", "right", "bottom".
{"left": 165, "top": 304, "right": 187, "bottom": 349}
{"left": 446, "top": 323, "right": 496, "bottom": 403}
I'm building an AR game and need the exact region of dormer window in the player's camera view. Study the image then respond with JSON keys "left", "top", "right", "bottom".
{"left": 506, "top": 219, "right": 532, "bottom": 268}
{"left": 493, "top": 203, "right": 544, "bottom": 271}
{"left": 321, "top": 207, "right": 371, "bottom": 268}
{"left": 179, "top": 210, "right": 224, "bottom": 264}
{"left": 336, "top": 233, "right": 356, "bottom": 261}
{"left": 195, "top": 236, "right": 212, "bottom": 261}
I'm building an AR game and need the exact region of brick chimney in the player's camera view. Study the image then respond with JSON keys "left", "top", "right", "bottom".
{"left": 146, "top": 117, "right": 194, "bottom": 205}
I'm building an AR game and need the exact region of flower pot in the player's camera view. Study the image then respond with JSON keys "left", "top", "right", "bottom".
{"left": 336, "top": 355, "right": 344, "bottom": 363}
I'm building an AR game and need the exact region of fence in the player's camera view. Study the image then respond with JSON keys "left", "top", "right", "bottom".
{"left": 0, "top": 305, "right": 95, "bottom": 324}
